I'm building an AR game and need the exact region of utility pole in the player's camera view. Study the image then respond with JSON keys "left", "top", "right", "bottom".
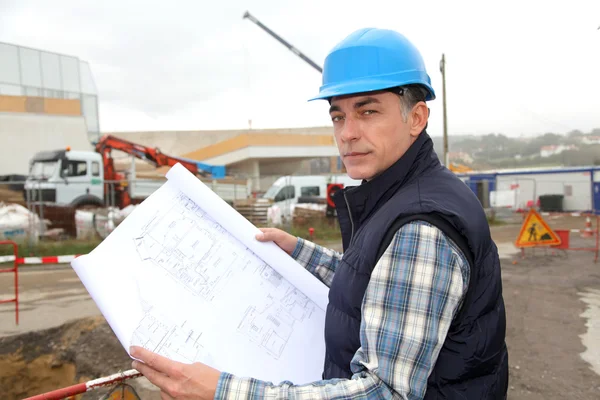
{"left": 440, "top": 53, "right": 449, "bottom": 167}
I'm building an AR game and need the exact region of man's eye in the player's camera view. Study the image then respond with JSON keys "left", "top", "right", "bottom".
{"left": 331, "top": 115, "right": 344, "bottom": 122}
{"left": 363, "top": 110, "right": 377, "bottom": 115}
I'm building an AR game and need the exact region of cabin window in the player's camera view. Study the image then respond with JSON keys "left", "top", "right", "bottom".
{"left": 92, "top": 161, "right": 100, "bottom": 177}
{"left": 63, "top": 160, "right": 88, "bottom": 177}
{"left": 301, "top": 186, "right": 320, "bottom": 197}
{"left": 274, "top": 185, "right": 295, "bottom": 202}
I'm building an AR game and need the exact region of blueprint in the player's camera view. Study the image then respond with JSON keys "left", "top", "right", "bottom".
{"left": 72, "top": 163, "right": 328, "bottom": 384}
{"left": 237, "top": 274, "right": 315, "bottom": 359}
{"left": 133, "top": 192, "right": 239, "bottom": 302}
{"left": 129, "top": 302, "right": 207, "bottom": 364}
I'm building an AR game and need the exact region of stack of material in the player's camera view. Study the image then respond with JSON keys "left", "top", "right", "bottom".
{"left": 75, "top": 205, "right": 136, "bottom": 240}
{"left": 293, "top": 204, "right": 326, "bottom": 225}
{"left": 233, "top": 198, "right": 272, "bottom": 226}
{"left": 0, "top": 202, "right": 45, "bottom": 244}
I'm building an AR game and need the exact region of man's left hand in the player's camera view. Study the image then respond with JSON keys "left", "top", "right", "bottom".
{"left": 130, "top": 346, "right": 221, "bottom": 399}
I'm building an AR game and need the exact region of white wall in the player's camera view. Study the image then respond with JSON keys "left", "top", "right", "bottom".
{"left": 108, "top": 127, "right": 333, "bottom": 157}
{"left": 496, "top": 171, "right": 593, "bottom": 211}
{"left": 203, "top": 146, "right": 339, "bottom": 166}
{"left": 0, "top": 112, "right": 91, "bottom": 175}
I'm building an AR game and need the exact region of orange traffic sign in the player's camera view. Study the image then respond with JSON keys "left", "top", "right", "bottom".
{"left": 105, "top": 383, "right": 142, "bottom": 400}
{"left": 515, "top": 208, "right": 561, "bottom": 248}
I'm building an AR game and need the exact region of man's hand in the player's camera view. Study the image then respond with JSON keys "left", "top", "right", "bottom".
{"left": 130, "top": 346, "right": 221, "bottom": 400}
{"left": 255, "top": 227, "right": 299, "bottom": 255}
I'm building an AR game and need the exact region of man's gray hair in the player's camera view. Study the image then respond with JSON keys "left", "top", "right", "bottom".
{"left": 394, "top": 85, "right": 429, "bottom": 121}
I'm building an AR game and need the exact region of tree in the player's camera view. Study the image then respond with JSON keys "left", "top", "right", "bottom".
{"left": 568, "top": 129, "right": 584, "bottom": 137}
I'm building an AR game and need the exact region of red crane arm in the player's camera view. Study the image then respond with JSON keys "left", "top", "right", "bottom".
{"left": 95, "top": 135, "right": 200, "bottom": 181}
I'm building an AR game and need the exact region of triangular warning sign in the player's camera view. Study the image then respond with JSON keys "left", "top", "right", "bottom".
{"left": 104, "top": 383, "right": 142, "bottom": 400}
{"left": 515, "top": 208, "right": 561, "bottom": 248}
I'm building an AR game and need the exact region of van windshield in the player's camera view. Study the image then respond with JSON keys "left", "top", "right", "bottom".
{"left": 29, "top": 161, "right": 58, "bottom": 180}
{"left": 263, "top": 184, "right": 282, "bottom": 199}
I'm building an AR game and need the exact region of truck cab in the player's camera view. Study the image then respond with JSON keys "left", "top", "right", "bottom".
{"left": 25, "top": 149, "right": 105, "bottom": 208}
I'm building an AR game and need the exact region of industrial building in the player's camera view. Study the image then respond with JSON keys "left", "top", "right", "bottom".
{"left": 0, "top": 41, "right": 98, "bottom": 176}
{"left": 108, "top": 127, "right": 344, "bottom": 194}
{"left": 0, "top": 41, "right": 340, "bottom": 193}
{"left": 458, "top": 166, "right": 600, "bottom": 214}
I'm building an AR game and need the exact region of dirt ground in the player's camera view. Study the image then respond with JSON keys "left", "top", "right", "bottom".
{"left": 0, "top": 316, "right": 160, "bottom": 399}
{"left": 503, "top": 242, "right": 600, "bottom": 399}
{"left": 0, "top": 214, "right": 599, "bottom": 399}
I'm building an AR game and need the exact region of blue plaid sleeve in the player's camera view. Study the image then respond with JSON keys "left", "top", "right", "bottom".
{"left": 215, "top": 221, "right": 469, "bottom": 399}
{"left": 289, "top": 237, "right": 342, "bottom": 288}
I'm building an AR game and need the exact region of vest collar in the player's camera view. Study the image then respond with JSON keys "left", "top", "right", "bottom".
{"left": 333, "top": 130, "right": 439, "bottom": 249}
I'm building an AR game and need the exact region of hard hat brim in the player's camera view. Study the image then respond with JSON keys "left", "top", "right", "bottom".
{"left": 308, "top": 73, "right": 436, "bottom": 102}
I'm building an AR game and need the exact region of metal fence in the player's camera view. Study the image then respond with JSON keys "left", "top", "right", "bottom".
{"left": 0, "top": 176, "right": 252, "bottom": 247}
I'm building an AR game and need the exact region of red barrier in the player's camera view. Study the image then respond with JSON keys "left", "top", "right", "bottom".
{"left": 23, "top": 369, "right": 142, "bottom": 400}
{"left": 552, "top": 230, "right": 570, "bottom": 249}
{"left": 550, "top": 216, "right": 599, "bottom": 263}
{"left": 0, "top": 240, "right": 19, "bottom": 325}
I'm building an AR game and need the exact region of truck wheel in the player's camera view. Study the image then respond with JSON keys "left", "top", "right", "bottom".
{"left": 71, "top": 195, "right": 104, "bottom": 210}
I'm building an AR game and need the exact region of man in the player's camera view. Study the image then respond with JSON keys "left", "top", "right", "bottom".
{"left": 131, "top": 27, "right": 509, "bottom": 399}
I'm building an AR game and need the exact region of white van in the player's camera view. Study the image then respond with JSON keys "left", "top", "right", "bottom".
{"left": 262, "top": 174, "right": 362, "bottom": 208}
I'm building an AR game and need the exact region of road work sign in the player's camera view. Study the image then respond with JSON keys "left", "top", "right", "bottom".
{"left": 515, "top": 208, "right": 561, "bottom": 248}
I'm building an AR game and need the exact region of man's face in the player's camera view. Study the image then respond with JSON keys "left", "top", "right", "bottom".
{"left": 329, "top": 91, "right": 427, "bottom": 181}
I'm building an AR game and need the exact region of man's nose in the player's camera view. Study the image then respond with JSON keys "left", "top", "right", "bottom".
{"left": 339, "top": 117, "right": 360, "bottom": 142}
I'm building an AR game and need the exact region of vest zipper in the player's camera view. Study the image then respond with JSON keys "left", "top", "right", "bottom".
{"left": 343, "top": 191, "right": 354, "bottom": 244}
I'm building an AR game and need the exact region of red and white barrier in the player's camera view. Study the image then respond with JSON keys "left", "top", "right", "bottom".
{"left": 540, "top": 212, "right": 583, "bottom": 217}
{"left": 0, "top": 240, "right": 19, "bottom": 325}
{"left": 0, "top": 254, "right": 81, "bottom": 265}
{"left": 24, "top": 369, "right": 142, "bottom": 400}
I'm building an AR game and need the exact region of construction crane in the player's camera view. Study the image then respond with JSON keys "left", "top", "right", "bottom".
{"left": 95, "top": 135, "right": 226, "bottom": 207}
{"left": 242, "top": 10, "right": 322, "bottom": 73}
{"left": 95, "top": 134, "right": 225, "bottom": 182}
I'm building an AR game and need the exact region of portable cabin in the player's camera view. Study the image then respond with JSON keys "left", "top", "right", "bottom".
{"left": 456, "top": 166, "right": 600, "bottom": 214}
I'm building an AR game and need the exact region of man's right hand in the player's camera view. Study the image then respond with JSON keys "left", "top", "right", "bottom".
{"left": 255, "top": 228, "right": 298, "bottom": 255}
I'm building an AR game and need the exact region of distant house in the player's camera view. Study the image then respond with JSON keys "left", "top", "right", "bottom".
{"left": 540, "top": 144, "right": 577, "bottom": 158}
{"left": 582, "top": 136, "right": 600, "bottom": 145}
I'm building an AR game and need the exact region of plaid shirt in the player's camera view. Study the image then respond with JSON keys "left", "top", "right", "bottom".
{"left": 215, "top": 221, "right": 469, "bottom": 399}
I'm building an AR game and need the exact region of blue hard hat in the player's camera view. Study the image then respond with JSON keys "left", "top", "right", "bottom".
{"left": 309, "top": 28, "right": 435, "bottom": 101}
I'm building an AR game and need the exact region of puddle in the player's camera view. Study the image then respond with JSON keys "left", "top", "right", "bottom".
{"left": 579, "top": 288, "right": 600, "bottom": 376}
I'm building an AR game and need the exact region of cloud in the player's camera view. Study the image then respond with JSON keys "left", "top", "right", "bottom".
{"left": 1, "top": 0, "right": 600, "bottom": 136}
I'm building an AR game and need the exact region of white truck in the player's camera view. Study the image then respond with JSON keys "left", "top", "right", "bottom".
{"left": 24, "top": 138, "right": 250, "bottom": 209}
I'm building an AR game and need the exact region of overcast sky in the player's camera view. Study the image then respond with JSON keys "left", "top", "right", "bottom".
{"left": 1, "top": 0, "right": 599, "bottom": 138}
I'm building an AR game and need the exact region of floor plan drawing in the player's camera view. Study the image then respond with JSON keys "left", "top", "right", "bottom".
{"left": 237, "top": 266, "right": 318, "bottom": 359}
{"left": 131, "top": 190, "right": 319, "bottom": 359}
{"left": 130, "top": 306, "right": 206, "bottom": 364}
{"left": 133, "top": 192, "right": 245, "bottom": 301}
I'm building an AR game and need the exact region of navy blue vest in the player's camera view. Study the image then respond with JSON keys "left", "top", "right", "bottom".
{"left": 325, "top": 131, "right": 508, "bottom": 399}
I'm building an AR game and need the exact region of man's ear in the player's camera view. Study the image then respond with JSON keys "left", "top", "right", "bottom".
{"left": 410, "top": 102, "right": 429, "bottom": 136}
